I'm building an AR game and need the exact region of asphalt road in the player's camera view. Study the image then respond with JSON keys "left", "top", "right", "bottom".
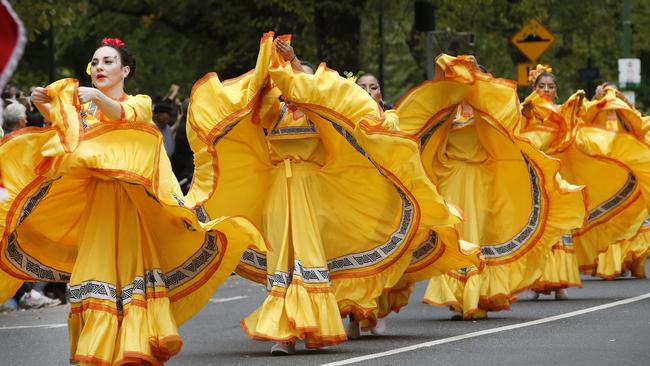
{"left": 1, "top": 259, "right": 649, "bottom": 366}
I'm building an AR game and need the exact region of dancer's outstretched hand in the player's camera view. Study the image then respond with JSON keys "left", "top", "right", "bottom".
{"left": 276, "top": 40, "right": 295, "bottom": 62}
{"left": 78, "top": 87, "right": 101, "bottom": 104}
{"left": 521, "top": 102, "right": 533, "bottom": 118}
{"left": 31, "top": 87, "right": 51, "bottom": 104}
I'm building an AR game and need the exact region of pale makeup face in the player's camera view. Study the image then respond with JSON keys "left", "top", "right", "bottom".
{"left": 535, "top": 75, "right": 557, "bottom": 100}
{"left": 357, "top": 75, "right": 382, "bottom": 103}
{"left": 90, "top": 46, "right": 129, "bottom": 92}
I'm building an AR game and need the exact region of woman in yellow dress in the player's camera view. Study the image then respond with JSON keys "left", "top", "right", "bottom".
{"left": 349, "top": 72, "right": 406, "bottom": 336}
{"left": 517, "top": 66, "right": 586, "bottom": 299}
{"left": 185, "top": 34, "right": 482, "bottom": 354}
{"left": 356, "top": 73, "right": 393, "bottom": 110}
{"left": 519, "top": 67, "right": 650, "bottom": 282}
{"left": 349, "top": 71, "right": 479, "bottom": 335}
{"left": 0, "top": 38, "right": 264, "bottom": 365}
{"left": 396, "top": 55, "right": 586, "bottom": 320}
{"left": 580, "top": 83, "right": 650, "bottom": 278}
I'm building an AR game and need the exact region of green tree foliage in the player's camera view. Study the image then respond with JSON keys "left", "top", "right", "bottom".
{"left": 7, "top": 0, "right": 650, "bottom": 112}
{"left": 360, "top": 0, "right": 650, "bottom": 112}
{"left": 8, "top": 0, "right": 367, "bottom": 99}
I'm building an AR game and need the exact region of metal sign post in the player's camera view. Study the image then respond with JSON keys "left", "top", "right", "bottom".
{"left": 425, "top": 31, "right": 435, "bottom": 80}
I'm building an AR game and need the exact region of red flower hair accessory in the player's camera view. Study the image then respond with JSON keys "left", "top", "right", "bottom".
{"left": 101, "top": 37, "right": 125, "bottom": 48}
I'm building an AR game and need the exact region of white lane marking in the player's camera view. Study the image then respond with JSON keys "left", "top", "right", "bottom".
{"left": 208, "top": 295, "right": 248, "bottom": 303}
{"left": 320, "top": 292, "right": 650, "bottom": 366}
{"left": 0, "top": 323, "right": 67, "bottom": 330}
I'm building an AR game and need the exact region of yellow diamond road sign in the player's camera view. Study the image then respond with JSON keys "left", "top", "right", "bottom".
{"left": 512, "top": 19, "right": 555, "bottom": 62}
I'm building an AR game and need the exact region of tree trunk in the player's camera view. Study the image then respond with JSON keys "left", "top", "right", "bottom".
{"left": 314, "top": 1, "right": 366, "bottom": 72}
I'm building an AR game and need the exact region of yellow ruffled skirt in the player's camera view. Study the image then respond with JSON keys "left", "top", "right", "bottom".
{"left": 68, "top": 180, "right": 182, "bottom": 365}
{"left": 423, "top": 266, "right": 486, "bottom": 319}
{"left": 531, "top": 235, "right": 582, "bottom": 293}
{"left": 187, "top": 38, "right": 481, "bottom": 343}
{"left": 235, "top": 125, "right": 455, "bottom": 345}
{"left": 360, "top": 232, "right": 478, "bottom": 328}
{"left": 0, "top": 79, "right": 263, "bottom": 365}
{"left": 420, "top": 134, "right": 584, "bottom": 318}
{"left": 241, "top": 161, "right": 347, "bottom": 347}
{"left": 391, "top": 57, "right": 586, "bottom": 319}
{"left": 594, "top": 218, "right": 650, "bottom": 279}
{"left": 561, "top": 127, "right": 650, "bottom": 276}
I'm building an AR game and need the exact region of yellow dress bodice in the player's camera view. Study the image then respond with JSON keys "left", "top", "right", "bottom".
{"left": 267, "top": 103, "right": 325, "bottom": 166}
